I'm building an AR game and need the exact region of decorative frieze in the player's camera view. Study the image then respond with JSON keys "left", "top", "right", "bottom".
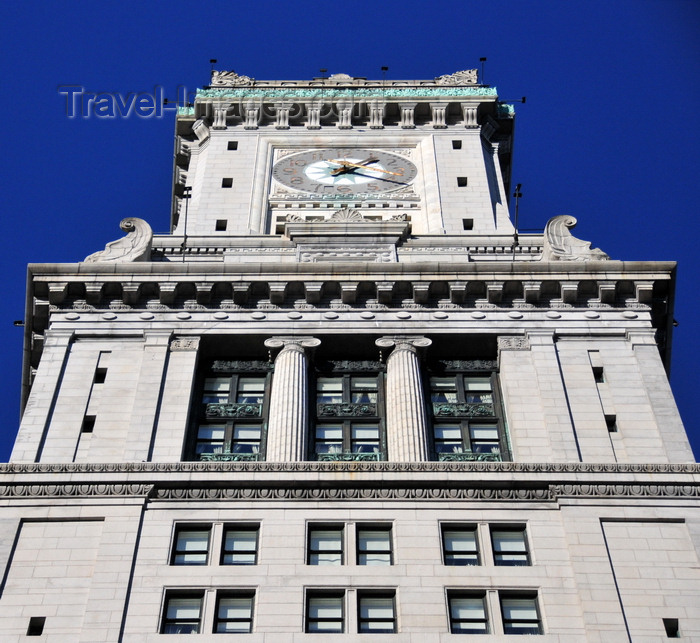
{"left": 211, "top": 360, "right": 274, "bottom": 373}
{"left": 205, "top": 403, "right": 262, "bottom": 418}
{"left": 170, "top": 336, "right": 200, "bottom": 352}
{"left": 317, "top": 403, "right": 377, "bottom": 417}
{"left": 497, "top": 336, "right": 530, "bottom": 351}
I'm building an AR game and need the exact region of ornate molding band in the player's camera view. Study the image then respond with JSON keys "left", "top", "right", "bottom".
{"left": 2, "top": 462, "right": 698, "bottom": 475}
{"left": 0, "top": 483, "right": 153, "bottom": 498}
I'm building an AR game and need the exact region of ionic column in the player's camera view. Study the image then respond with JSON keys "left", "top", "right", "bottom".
{"left": 375, "top": 336, "right": 432, "bottom": 461}
{"left": 264, "top": 336, "right": 321, "bottom": 461}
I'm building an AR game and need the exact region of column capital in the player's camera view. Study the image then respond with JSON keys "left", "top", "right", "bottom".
{"left": 265, "top": 336, "right": 321, "bottom": 354}
{"left": 376, "top": 336, "right": 432, "bottom": 353}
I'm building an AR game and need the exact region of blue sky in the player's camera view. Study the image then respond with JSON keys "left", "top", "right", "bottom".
{"left": 1, "top": 0, "right": 698, "bottom": 460}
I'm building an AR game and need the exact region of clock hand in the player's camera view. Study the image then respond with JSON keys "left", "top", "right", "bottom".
{"left": 328, "top": 157, "right": 380, "bottom": 176}
{"left": 329, "top": 160, "right": 404, "bottom": 176}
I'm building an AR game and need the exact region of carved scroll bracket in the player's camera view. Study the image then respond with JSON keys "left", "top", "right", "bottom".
{"left": 264, "top": 336, "right": 321, "bottom": 356}
{"left": 83, "top": 218, "right": 153, "bottom": 263}
{"left": 376, "top": 335, "right": 432, "bottom": 356}
{"left": 542, "top": 215, "right": 609, "bottom": 262}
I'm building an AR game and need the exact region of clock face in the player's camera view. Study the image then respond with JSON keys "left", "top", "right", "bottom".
{"left": 272, "top": 148, "right": 417, "bottom": 196}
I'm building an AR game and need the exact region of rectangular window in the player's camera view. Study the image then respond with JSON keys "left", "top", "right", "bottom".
{"left": 448, "top": 592, "right": 488, "bottom": 634}
{"left": 221, "top": 177, "right": 233, "bottom": 188}
{"left": 308, "top": 526, "right": 344, "bottom": 565}
{"left": 227, "top": 141, "right": 238, "bottom": 150}
{"left": 161, "top": 593, "right": 203, "bottom": 634}
{"left": 215, "top": 592, "right": 254, "bottom": 633}
{"left": 358, "top": 592, "right": 396, "bottom": 634}
{"left": 222, "top": 525, "right": 259, "bottom": 565}
{"left": 457, "top": 176, "right": 468, "bottom": 187}
{"left": 428, "top": 371, "right": 507, "bottom": 461}
{"left": 357, "top": 526, "right": 392, "bottom": 565}
{"left": 171, "top": 525, "right": 211, "bottom": 565}
{"left": 192, "top": 370, "right": 269, "bottom": 461}
{"left": 313, "top": 372, "right": 385, "bottom": 460}
{"left": 491, "top": 527, "right": 530, "bottom": 566}
{"left": 306, "top": 592, "right": 344, "bottom": 633}
{"left": 500, "top": 594, "right": 542, "bottom": 635}
{"left": 442, "top": 525, "right": 479, "bottom": 565}
{"left": 452, "top": 140, "right": 463, "bottom": 149}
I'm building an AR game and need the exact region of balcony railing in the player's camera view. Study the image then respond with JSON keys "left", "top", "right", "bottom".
{"left": 317, "top": 451, "right": 384, "bottom": 462}
{"left": 199, "top": 452, "right": 261, "bottom": 462}
{"left": 437, "top": 451, "right": 502, "bottom": 462}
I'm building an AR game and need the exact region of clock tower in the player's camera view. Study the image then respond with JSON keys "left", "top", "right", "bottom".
{"left": 173, "top": 69, "right": 514, "bottom": 238}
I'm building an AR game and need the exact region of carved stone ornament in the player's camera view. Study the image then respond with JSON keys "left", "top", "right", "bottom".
{"left": 83, "top": 217, "right": 152, "bottom": 263}
{"left": 328, "top": 73, "right": 353, "bottom": 81}
{"left": 376, "top": 335, "right": 432, "bottom": 352}
{"left": 211, "top": 360, "right": 274, "bottom": 373}
{"left": 170, "top": 337, "right": 200, "bottom": 352}
{"left": 542, "top": 215, "right": 610, "bottom": 262}
{"left": 435, "top": 69, "right": 478, "bottom": 85}
{"left": 264, "top": 336, "right": 321, "bottom": 352}
{"left": 328, "top": 207, "right": 365, "bottom": 222}
{"left": 206, "top": 403, "right": 262, "bottom": 419}
{"left": 317, "top": 403, "right": 377, "bottom": 417}
{"left": 497, "top": 336, "right": 530, "bottom": 351}
{"left": 210, "top": 70, "right": 255, "bottom": 86}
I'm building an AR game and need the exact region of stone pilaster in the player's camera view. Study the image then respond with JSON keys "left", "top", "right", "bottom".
{"left": 375, "top": 336, "right": 432, "bottom": 461}
{"left": 264, "top": 336, "right": 320, "bottom": 461}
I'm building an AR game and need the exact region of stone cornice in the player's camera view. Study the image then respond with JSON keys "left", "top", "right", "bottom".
{"left": 1, "top": 463, "right": 697, "bottom": 501}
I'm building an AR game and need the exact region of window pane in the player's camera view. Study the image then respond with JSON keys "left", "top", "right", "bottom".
{"left": 358, "top": 528, "right": 392, "bottom": 565}
{"left": 434, "top": 424, "right": 464, "bottom": 453}
{"left": 173, "top": 529, "right": 209, "bottom": 565}
{"left": 315, "top": 425, "right": 343, "bottom": 454}
{"left": 236, "top": 377, "right": 265, "bottom": 403}
{"left": 203, "top": 377, "right": 230, "bottom": 403}
{"left": 222, "top": 528, "right": 258, "bottom": 565}
{"left": 501, "top": 596, "right": 540, "bottom": 634}
{"left": 443, "top": 528, "right": 478, "bottom": 565}
{"left": 492, "top": 529, "right": 529, "bottom": 565}
{"left": 309, "top": 528, "right": 343, "bottom": 565}
{"left": 163, "top": 595, "right": 202, "bottom": 634}
{"left": 216, "top": 596, "right": 253, "bottom": 633}
{"left": 430, "top": 377, "right": 458, "bottom": 402}
{"left": 317, "top": 378, "right": 343, "bottom": 403}
{"left": 307, "top": 595, "right": 343, "bottom": 633}
{"left": 359, "top": 596, "right": 395, "bottom": 633}
{"left": 450, "top": 595, "right": 488, "bottom": 633}
{"left": 351, "top": 424, "right": 380, "bottom": 453}
{"left": 463, "top": 377, "right": 491, "bottom": 391}
{"left": 351, "top": 377, "right": 378, "bottom": 403}
{"left": 196, "top": 425, "right": 225, "bottom": 455}
{"left": 231, "top": 425, "right": 261, "bottom": 453}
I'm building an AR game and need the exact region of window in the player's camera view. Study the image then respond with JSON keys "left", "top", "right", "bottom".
{"left": 222, "top": 525, "right": 259, "bottom": 565}
{"left": 462, "top": 218, "right": 474, "bottom": 230}
{"left": 227, "top": 141, "right": 238, "bottom": 150}
{"left": 306, "top": 592, "right": 344, "bottom": 633}
{"left": 215, "top": 219, "right": 227, "bottom": 231}
{"left": 308, "top": 525, "right": 343, "bottom": 565}
{"left": 313, "top": 371, "right": 385, "bottom": 461}
{"left": 452, "top": 140, "right": 462, "bottom": 149}
{"left": 357, "top": 526, "right": 392, "bottom": 565}
{"left": 448, "top": 593, "right": 488, "bottom": 634}
{"left": 171, "top": 525, "right": 211, "bottom": 565}
{"left": 491, "top": 527, "right": 530, "bottom": 566}
{"left": 161, "top": 593, "right": 203, "bottom": 634}
{"left": 500, "top": 594, "right": 542, "bottom": 635}
{"left": 190, "top": 366, "right": 271, "bottom": 461}
{"left": 221, "top": 177, "right": 233, "bottom": 187}
{"left": 358, "top": 592, "right": 396, "bottom": 634}
{"left": 457, "top": 177, "right": 468, "bottom": 187}
{"left": 428, "top": 369, "right": 507, "bottom": 461}
{"left": 215, "top": 592, "right": 254, "bottom": 633}
{"left": 27, "top": 617, "right": 45, "bottom": 636}
{"left": 442, "top": 525, "right": 479, "bottom": 565}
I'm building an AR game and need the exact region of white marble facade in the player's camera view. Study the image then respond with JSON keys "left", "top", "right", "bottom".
{"left": 0, "top": 72, "right": 698, "bottom": 642}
